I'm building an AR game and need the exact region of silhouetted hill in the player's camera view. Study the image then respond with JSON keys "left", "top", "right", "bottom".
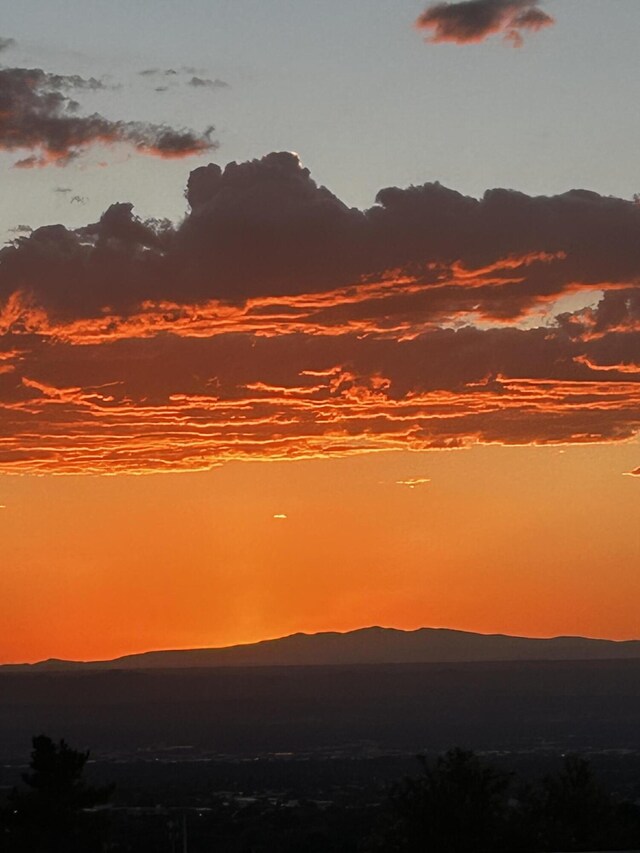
{"left": 3, "top": 626, "right": 640, "bottom": 671}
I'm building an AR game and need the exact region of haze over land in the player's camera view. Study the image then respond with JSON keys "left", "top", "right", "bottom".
{"left": 3, "top": 658, "right": 640, "bottom": 761}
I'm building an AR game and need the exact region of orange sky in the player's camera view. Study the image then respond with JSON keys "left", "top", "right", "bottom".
{"left": 3, "top": 3, "right": 640, "bottom": 671}
{"left": 1, "top": 442, "right": 638, "bottom": 664}
{"left": 1, "top": 156, "right": 640, "bottom": 663}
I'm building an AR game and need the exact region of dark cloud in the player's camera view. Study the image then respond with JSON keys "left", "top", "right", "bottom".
{"left": 52, "top": 187, "right": 87, "bottom": 204}
{"left": 0, "top": 66, "right": 217, "bottom": 166}
{"left": 139, "top": 68, "right": 178, "bottom": 77}
{"left": 1, "top": 151, "right": 640, "bottom": 324}
{"left": 188, "top": 76, "right": 229, "bottom": 90}
{"left": 6, "top": 150, "right": 635, "bottom": 316}
{"left": 0, "top": 153, "right": 638, "bottom": 474}
{"left": 416, "top": 0, "right": 554, "bottom": 46}
{"left": 42, "top": 73, "right": 110, "bottom": 91}
{"left": 0, "top": 37, "right": 16, "bottom": 52}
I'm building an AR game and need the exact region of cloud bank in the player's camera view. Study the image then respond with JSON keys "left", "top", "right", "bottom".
{"left": 0, "top": 66, "right": 217, "bottom": 166}
{"left": 416, "top": 0, "right": 554, "bottom": 46}
{"left": 0, "top": 153, "right": 638, "bottom": 474}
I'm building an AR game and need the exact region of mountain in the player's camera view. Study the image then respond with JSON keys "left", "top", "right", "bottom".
{"left": 4, "top": 626, "right": 640, "bottom": 671}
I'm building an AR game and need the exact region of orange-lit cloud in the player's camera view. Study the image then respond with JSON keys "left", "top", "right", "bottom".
{"left": 396, "top": 478, "right": 431, "bottom": 488}
{"left": 416, "top": 0, "right": 554, "bottom": 47}
{"left": 0, "top": 154, "right": 638, "bottom": 474}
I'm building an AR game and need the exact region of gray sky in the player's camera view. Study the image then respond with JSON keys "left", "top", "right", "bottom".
{"left": 2, "top": 0, "right": 640, "bottom": 240}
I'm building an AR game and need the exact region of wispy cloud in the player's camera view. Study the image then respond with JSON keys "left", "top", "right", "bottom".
{"left": 0, "top": 66, "right": 217, "bottom": 167}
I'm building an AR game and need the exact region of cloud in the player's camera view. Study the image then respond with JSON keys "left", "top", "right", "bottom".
{"left": 396, "top": 478, "right": 431, "bottom": 488}
{"left": 188, "top": 76, "right": 229, "bottom": 90}
{"left": 40, "top": 73, "right": 111, "bottom": 92}
{"left": 3, "top": 152, "right": 639, "bottom": 318}
{"left": 139, "top": 68, "right": 179, "bottom": 77}
{"left": 625, "top": 467, "right": 640, "bottom": 477}
{"left": 416, "top": 0, "right": 554, "bottom": 47}
{"left": 0, "top": 66, "right": 217, "bottom": 167}
{"left": 0, "top": 37, "right": 16, "bottom": 52}
{"left": 52, "top": 187, "right": 87, "bottom": 205}
{"left": 0, "top": 153, "right": 638, "bottom": 474}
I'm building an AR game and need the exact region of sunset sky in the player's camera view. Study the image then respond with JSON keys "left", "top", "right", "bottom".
{"left": 1, "top": 0, "right": 638, "bottom": 663}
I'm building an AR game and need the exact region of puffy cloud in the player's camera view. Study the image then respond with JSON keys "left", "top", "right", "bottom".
{"left": 416, "top": 0, "right": 554, "bottom": 47}
{"left": 0, "top": 153, "right": 638, "bottom": 474}
{"left": 3, "top": 152, "right": 640, "bottom": 317}
{"left": 0, "top": 66, "right": 217, "bottom": 167}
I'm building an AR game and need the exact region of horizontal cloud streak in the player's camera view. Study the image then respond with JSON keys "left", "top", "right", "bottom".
{"left": 0, "top": 154, "right": 638, "bottom": 474}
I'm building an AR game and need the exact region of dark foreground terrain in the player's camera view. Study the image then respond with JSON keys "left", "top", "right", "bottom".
{"left": 2, "top": 661, "right": 640, "bottom": 850}
{"left": 1, "top": 659, "right": 640, "bottom": 759}
{"left": 2, "top": 740, "right": 640, "bottom": 851}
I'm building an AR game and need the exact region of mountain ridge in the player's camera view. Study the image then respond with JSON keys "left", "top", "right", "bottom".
{"left": 3, "top": 625, "right": 640, "bottom": 671}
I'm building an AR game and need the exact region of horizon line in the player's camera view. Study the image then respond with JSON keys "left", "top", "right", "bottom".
{"left": 3, "top": 623, "right": 640, "bottom": 668}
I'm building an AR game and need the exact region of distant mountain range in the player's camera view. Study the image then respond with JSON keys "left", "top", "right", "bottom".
{"left": 4, "top": 626, "right": 640, "bottom": 671}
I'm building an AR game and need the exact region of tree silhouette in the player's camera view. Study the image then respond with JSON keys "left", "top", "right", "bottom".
{"left": 527, "top": 753, "right": 640, "bottom": 852}
{"left": 372, "top": 747, "right": 512, "bottom": 852}
{"left": 4, "top": 734, "right": 113, "bottom": 852}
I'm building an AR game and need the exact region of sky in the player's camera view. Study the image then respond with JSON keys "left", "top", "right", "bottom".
{"left": 0, "top": 0, "right": 638, "bottom": 663}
